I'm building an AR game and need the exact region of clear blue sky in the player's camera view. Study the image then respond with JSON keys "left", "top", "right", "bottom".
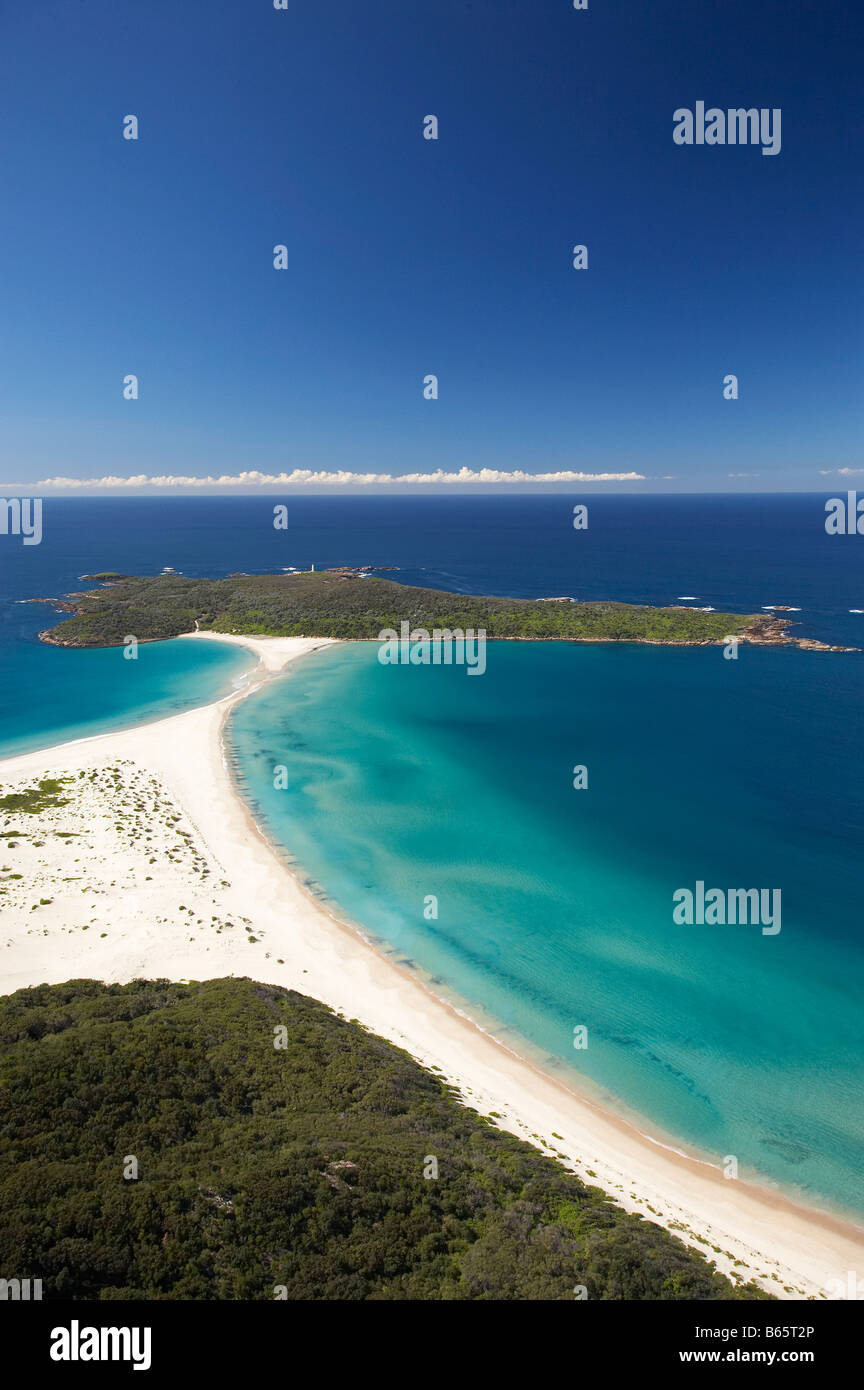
{"left": 0, "top": 0, "right": 860, "bottom": 491}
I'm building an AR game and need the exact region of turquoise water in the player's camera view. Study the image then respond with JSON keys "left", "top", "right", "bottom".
{"left": 0, "top": 495, "right": 861, "bottom": 1217}
{"left": 0, "top": 636, "right": 255, "bottom": 760}
{"left": 229, "top": 641, "right": 864, "bottom": 1219}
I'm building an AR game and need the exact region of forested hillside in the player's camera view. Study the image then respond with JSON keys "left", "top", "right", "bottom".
{"left": 39, "top": 570, "right": 760, "bottom": 647}
{"left": 0, "top": 978, "right": 770, "bottom": 1301}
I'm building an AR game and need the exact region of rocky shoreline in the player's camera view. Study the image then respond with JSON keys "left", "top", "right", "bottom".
{"left": 37, "top": 623, "right": 859, "bottom": 654}
{"left": 739, "top": 615, "right": 857, "bottom": 652}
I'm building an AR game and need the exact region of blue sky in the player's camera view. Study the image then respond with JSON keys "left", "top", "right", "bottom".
{"left": 0, "top": 0, "right": 860, "bottom": 492}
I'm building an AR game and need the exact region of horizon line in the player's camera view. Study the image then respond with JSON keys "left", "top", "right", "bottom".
{"left": 0, "top": 487, "right": 852, "bottom": 499}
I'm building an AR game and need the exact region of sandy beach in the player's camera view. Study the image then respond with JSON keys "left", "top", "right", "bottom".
{"left": 0, "top": 629, "right": 861, "bottom": 1300}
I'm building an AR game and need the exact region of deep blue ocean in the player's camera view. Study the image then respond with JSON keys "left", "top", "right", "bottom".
{"left": 1, "top": 494, "right": 862, "bottom": 1218}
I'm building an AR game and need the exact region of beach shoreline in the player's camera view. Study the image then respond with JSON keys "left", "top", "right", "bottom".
{"left": 0, "top": 628, "right": 861, "bottom": 1300}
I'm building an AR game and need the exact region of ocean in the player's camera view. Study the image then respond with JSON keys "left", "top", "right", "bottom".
{"left": 1, "top": 493, "right": 862, "bottom": 1217}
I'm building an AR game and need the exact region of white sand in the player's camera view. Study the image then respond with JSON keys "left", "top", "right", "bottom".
{"left": 0, "top": 629, "right": 861, "bottom": 1300}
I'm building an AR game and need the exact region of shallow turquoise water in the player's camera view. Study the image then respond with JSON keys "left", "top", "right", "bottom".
{"left": 0, "top": 636, "right": 255, "bottom": 760}
{"left": 0, "top": 495, "right": 861, "bottom": 1217}
{"left": 229, "top": 640, "right": 864, "bottom": 1219}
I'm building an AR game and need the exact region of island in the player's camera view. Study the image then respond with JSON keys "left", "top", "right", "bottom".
{"left": 34, "top": 570, "right": 856, "bottom": 650}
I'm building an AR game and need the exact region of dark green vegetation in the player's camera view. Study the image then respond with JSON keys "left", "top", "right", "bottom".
{"left": 40, "top": 570, "right": 761, "bottom": 647}
{"left": 0, "top": 978, "right": 770, "bottom": 1301}
{"left": 0, "top": 778, "right": 70, "bottom": 815}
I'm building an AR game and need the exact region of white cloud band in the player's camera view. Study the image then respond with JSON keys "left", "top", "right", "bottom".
{"left": 3, "top": 468, "right": 646, "bottom": 491}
